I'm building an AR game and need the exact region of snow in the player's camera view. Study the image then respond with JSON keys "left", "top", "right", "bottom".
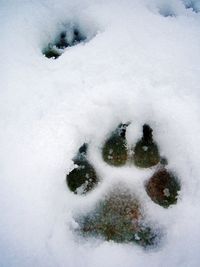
{"left": 1, "top": 0, "right": 200, "bottom": 266}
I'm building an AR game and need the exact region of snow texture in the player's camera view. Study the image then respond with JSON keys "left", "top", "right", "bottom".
{"left": 1, "top": 0, "right": 200, "bottom": 266}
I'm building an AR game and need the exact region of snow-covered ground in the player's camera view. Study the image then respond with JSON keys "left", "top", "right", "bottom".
{"left": 1, "top": 0, "right": 200, "bottom": 266}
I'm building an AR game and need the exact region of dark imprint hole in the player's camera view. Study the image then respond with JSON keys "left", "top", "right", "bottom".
{"left": 133, "top": 124, "right": 160, "bottom": 168}
{"left": 145, "top": 168, "right": 181, "bottom": 208}
{"left": 76, "top": 186, "right": 160, "bottom": 247}
{"left": 66, "top": 143, "right": 99, "bottom": 195}
{"left": 102, "top": 123, "right": 129, "bottom": 167}
{"left": 43, "top": 26, "right": 87, "bottom": 59}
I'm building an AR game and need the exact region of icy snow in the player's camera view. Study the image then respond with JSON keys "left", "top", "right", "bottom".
{"left": 1, "top": 0, "right": 200, "bottom": 266}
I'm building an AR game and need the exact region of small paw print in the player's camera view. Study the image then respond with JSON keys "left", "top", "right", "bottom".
{"left": 43, "top": 25, "right": 87, "bottom": 59}
{"left": 66, "top": 123, "right": 181, "bottom": 248}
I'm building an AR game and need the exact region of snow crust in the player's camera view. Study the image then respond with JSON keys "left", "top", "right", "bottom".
{"left": 1, "top": 0, "right": 200, "bottom": 266}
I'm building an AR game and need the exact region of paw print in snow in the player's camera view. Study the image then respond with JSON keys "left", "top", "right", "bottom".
{"left": 66, "top": 123, "right": 181, "bottom": 247}
{"left": 43, "top": 26, "right": 86, "bottom": 59}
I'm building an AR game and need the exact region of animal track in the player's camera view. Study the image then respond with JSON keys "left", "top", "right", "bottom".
{"left": 43, "top": 25, "right": 87, "bottom": 59}
{"left": 66, "top": 123, "right": 181, "bottom": 248}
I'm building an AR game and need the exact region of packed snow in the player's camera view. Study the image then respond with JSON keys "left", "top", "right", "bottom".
{"left": 1, "top": 0, "right": 200, "bottom": 266}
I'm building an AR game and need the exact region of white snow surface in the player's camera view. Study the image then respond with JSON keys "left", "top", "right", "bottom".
{"left": 1, "top": 0, "right": 200, "bottom": 266}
